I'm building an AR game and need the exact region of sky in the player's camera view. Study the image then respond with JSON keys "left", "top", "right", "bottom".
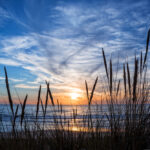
{"left": 0, "top": 0, "right": 150, "bottom": 105}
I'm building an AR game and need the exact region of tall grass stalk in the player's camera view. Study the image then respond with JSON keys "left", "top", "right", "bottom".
{"left": 0, "top": 29, "right": 150, "bottom": 150}
{"left": 36, "top": 85, "right": 41, "bottom": 120}
{"left": 4, "top": 67, "right": 14, "bottom": 116}
{"left": 21, "top": 94, "right": 28, "bottom": 126}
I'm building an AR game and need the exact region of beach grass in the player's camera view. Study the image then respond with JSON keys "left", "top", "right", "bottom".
{"left": 0, "top": 29, "right": 150, "bottom": 150}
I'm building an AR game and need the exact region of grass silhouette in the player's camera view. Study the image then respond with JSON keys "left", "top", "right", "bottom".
{"left": 0, "top": 29, "right": 150, "bottom": 150}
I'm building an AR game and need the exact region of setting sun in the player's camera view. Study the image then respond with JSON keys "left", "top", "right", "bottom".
{"left": 71, "top": 93, "right": 79, "bottom": 100}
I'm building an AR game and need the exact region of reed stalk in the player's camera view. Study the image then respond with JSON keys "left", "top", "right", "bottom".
{"left": 21, "top": 94, "right": 28, "bottom": 126}
{"left": 4, "top": 67, "right": 14, "bottom": 116}
{"left": 36, "top": 85, "right": 41, "bottom": 120}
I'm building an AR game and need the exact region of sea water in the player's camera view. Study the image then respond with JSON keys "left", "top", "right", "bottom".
{"left": 0, "top": 104, "right": 147, "bottom": 132}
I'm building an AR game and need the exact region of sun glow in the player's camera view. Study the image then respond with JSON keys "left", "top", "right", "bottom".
{"left": 71, "top": 93, "right": 79, "bottom": 100}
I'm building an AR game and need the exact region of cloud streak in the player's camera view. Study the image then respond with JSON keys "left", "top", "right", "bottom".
{"left": 0, "top": 0, "right": 150, "bottom": 102}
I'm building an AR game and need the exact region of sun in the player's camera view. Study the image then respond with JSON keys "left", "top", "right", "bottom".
{"left": 71, "top": 93, "right": 79, "bottom": 100}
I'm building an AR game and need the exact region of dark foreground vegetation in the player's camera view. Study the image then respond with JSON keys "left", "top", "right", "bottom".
{"left": 0, "top": 29, "right": 150, "bottom": 150}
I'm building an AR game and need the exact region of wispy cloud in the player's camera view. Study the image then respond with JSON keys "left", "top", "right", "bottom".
{"left": 0, "top": 0, "right": 150, "bottom": 100}
{"left": 15, "top": 84, "right": 39, "bottom": 89}
{"left": 0, "top": 77, "right": 23, "bottom": 82}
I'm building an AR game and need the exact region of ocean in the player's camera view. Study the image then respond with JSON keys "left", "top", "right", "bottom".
{"left": 0, "top": 104, "right": 148, "bottom": 132}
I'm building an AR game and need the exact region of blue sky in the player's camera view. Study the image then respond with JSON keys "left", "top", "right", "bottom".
{"left": 0, "top": 0, "right": 150, "bottom": 104}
